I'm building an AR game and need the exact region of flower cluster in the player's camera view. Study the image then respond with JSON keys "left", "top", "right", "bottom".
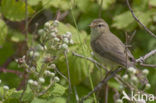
{"left": 14, "top": 20, "right": 73, "bottom": 97}
{"left": 38, "top": 20, "right": 74, "bottom": 52}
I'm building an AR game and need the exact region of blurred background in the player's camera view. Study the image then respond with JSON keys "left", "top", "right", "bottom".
{"left": 0, "top": 0, "right": 156, "bottom": 103}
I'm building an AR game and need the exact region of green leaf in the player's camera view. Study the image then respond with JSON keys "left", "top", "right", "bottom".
{"left": 112, "top": 11, "right": 134, "bottom": 29}
{"left": 22, "top": 86, "right": 33, "bottom": 102}
{"left": 51, "top": 83, "right": 67, "bottom": 97}
{"left": 98, "top": 0, "right": 116, "bottom": 10}
{"left": 41, "top": 0, "right": 70, "bottom": 10}
{"left": 112, "top": 10, "right": 152, "bottom": 31}
{"left": 149, "top": 0, "right": 156, "bottom": 7}
{"left": 28, "top": 0, "right": 41, "bottom": 6}
{"left": 47, "top": 97, "right": 66, "bottom": 103}
{"left": 55, "top": 22, "right": 93, "bottom": 85}
{"left": 0, "top": 19, "right": 8, "bottom": 46}
{"left": 1, "top": 0, "right": 34, "bottom": 21}
{"left": 31, "top": 98, "right": 47, "bottom": 103}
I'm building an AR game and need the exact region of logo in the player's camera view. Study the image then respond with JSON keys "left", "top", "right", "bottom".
{"left": 122, "top": 91, "right": 155, "bottom": 102}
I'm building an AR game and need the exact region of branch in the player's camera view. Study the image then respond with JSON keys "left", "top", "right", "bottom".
{"left": 0, "top": 67, "right": 23, "bottom": 76}
{"left": 126, "top": 0, "right": 156, "bottom": 39}
{"left": 64, "top": 51, "right": 72, "bottom": 93}
{"left": 72, "top": 52, "right": 108, "bottom": 72}
{"left": 136, "top": 49, "right": 156, "bottom": 62}
{"left": 80, "top": 68, "right": 122, "bottom": 102}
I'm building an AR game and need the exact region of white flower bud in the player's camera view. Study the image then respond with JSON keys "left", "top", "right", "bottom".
{"left": 54, "top": 76, "right": 60, "bottom": 82}
{"left": 38, "top": 29, "right": 44, "bottom": 35}
{"left": 142, "top": 69, "right": 149, "bottom": 75}
{"left": 66, "top": 32, "right": 72, "bottom": 37}
{"left": 131, "top": 76, "right": 138, "bottom": 82}
{"left": 53, "top": 20, "right": 59, "bottom": 26}
{"left": 38, "top": 45, "right": 44, "bottom": 51}
{"left": 122, "top": 74, "right": 128, "bottom": 80}
{"left": 44, "top": 22, "right": 51, "bottom": 28}
{"left": 44, "top": 70, "right": 51, "bottom": 75}
{"left": 54, "top": 37, "right": 60, "bottom": 42}
{"left": 50, "top": 72, "right": 55, "bottom": 77}
{"left": 29, "top": 51, "right": 34, "bottom": 56}
{"left": 34, "top": 52, "right": 40, "bottom": 57}
{"left": 128, "top": 67, "right": 136, "bottom": 74}
{"left": 3, "top": 85, "right": 9, "bottom": 90}
{"left": 50, "top": 32, "right": 56, "bottom": 37}
{"left": 61, "top": 44, "right": 68, "bottom": 49}
{"left": 33, "top": 81, "right": 38, "bottom": 86}
{"left": 116, "top": 99, "right": 123, "bottom": 103}
{"left": 0, "top": 80, "right": 1, "bottom": 84}
{"left": 44, "top": 45, "right": 47, "bottom": 50}
{"left": 39, "top": 77, "right": 45, "bottom": 83}
{"left": 145, "top": 83, "right": 151, "bottom": 89}
{"left": 63, "top": 38, "right": 69, "bottom": 43}
{"left": 69, "top": 39, "right": 74, "bottom": 44}
{"left": 50, "top": 64, "right": 56, "bottom": 68}
{"left": 28, "top": 79, "right": 34, "bottom": 84}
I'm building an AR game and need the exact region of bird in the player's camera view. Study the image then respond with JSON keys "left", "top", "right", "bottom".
{"left": 90, "top": 18, "right": 135, "bottom": 69}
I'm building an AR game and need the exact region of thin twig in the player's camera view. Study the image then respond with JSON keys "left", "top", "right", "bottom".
{"left": 72, "top": 52, "right": 108, "bottom": 72}
{"left": 139, "top": 63, "right": 156, "bottom": 68}
{"left": 80, "top": 68, "right": 122, "bottom": 102}
{"left": 136, "top": 49, "right": 156, "bottom": 62}
{"left": 64, "top": 51, "right": 72, "bottom": 93}
{"left": 105, "top": 84, "right": 108, "bottom": 103}
{"left": 129, "top": 30, "right": 136, "bottom": 43}
{"left": 74, "top": 86, "right": 80, "bottom": 103}
{"left": 38, "top": 78, "right": 54, "bottom": 96}
{"left": 126, "top": 0, "right": 156, "bottom": 39}
{"left": 55, "top": 67, "right": 68, "bottom": 81}
{"left": 99, "top": 0, "right": 103, "bottom": 18}
{"left": 0, "top": 67, "right": 23, "bottom": 76}
{"left": 25, "top": 0, "right": 28, "bottom": 42}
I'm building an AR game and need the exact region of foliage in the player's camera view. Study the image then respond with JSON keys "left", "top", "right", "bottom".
{"left": 0, "top": 0, "right": 156, "bottom": 103}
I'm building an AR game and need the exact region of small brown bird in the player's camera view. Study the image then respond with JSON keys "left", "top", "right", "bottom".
{"left": 90, "top": 18, "right": 135, "bottom": 69}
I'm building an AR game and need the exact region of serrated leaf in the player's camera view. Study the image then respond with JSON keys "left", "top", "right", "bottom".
{"left": 22, "top": 86, "right": 33, "bottom": 102}
{"left": 0, "top": 19, "right": 8, "bottom": 46}
{"left": 1, "top": 0, "right": 34, "bottom": 21}
{"left": 51, "top": 83, "right": 67, "bottom": 96}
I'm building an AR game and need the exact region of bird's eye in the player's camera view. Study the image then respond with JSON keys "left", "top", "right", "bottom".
{"left": 98, "top": 24, "right": 103, "bottom": 27}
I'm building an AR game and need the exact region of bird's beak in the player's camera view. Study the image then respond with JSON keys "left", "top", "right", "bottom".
{"left": 89, "top": 24, "right": 94, "bottom": 28}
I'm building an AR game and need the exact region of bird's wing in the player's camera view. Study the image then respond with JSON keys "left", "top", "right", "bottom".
{"left": 91, "top": 33, "right": 134, "bottom": 67}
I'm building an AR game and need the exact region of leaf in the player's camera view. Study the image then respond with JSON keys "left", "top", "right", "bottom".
{"left": 22, "top": 86, "right": 34, "bottom": 102}
{"left": 28, "top": 0, "right": 41, "bottom": 6}
{"left": 41, "top": 0, "right": 70, "bottom": 10}
{"left": 112, "top": 10, "right": 152, "bottom": 31}
{"left": 1, "top": 0, "right": 34, "bottom": 21}
{"left": 47, "top": 97, "right": 66, "bottom": 103}
{"left": 0, "top": 19, "right": 8, "bottom": 46}
{"left": 31, "top": 98, "right": 47, "bottom": 103}
{"left": 51, "top": 83, "right": 67, "bottom": 97}
{"left": 98, "top": 0, "right": 116, "bottom": 10}
{"left": 112, "top": 11, "right": 134, "bottom": 29}
{"left": 149, "top": 0, "right": 156, "bottom": 7}
{"left": 55, "top": 22, "right": 93, "bottom": 85}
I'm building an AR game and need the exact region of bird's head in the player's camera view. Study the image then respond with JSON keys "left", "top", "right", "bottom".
{"left": 89, "top": 19, "right": 109, "bottom": 35}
